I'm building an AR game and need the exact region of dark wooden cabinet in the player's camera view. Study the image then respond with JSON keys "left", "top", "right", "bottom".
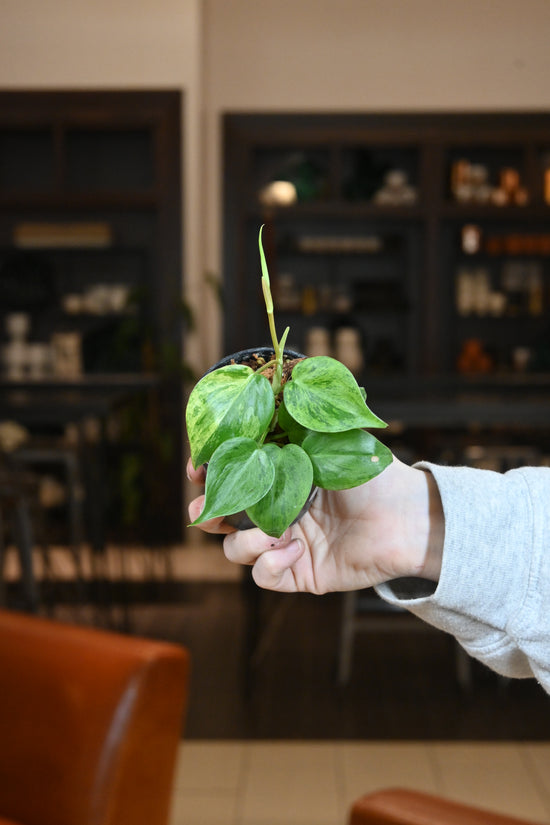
{"left": 224, "top": 112, "right": 550, "bottom": 379}
{"left": 0, "top": 91, "right": 184, "bottom": 541}
{"left": 223, "top": 112, "right": 550, "bottom": 466}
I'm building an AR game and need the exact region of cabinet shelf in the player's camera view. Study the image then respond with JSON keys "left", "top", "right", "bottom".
{"left": 0, "top": 191, "right": 158, "bottom": 210}
{"left": 440, "top": 203, "right": 550, "bottom": 220}
{"left": 252, "top": 202, "right": 426, "bottom": 220}
{"left": 225, "top": 111, "right": 550, "bottom": 385}
{"left": 0, "top": 90, "right": 184, "bottom": 541}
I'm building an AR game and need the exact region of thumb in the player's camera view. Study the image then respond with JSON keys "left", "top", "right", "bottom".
{"left": 252, "top": 538, "right": 306, "bottom": 592}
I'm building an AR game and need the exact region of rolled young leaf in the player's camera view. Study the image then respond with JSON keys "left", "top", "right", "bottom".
{"left": 246, "top": 443, "right": 314, "bottom": 537}
{"left": 302, "top": 429, "right": 393, "bottom": 489}
{"left": 283, "top": 356, "right": 386, "bottom": 433}
{"left": 190, "top": 437, "right": 275, "bottom": 525}
{"left": 186, "top": 364, "right": 275, "bottom": 467}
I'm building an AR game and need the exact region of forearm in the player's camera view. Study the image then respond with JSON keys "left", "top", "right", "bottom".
{"left": 376, "top": 463, "right": 550, "bottom": 691}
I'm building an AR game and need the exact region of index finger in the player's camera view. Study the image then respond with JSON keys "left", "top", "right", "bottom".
{"left": 186, "top": 457, "right": 206, "bottom": 484}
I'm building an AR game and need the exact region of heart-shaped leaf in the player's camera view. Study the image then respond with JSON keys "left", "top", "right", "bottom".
{"left": 191, "top": 437, "right": 275, "bottom": 525}
{"left": 283, "top": 356, "right": 386, "bottom": 432}
{"left": 302, "top": 429, "right": 393, "bottom": 489}
{"left": 186, "top": 364, "right": 275, "bottom": 466}
{"left": 276, "top": 397, "right": 309, "bottom": 445}
{"left": 246, "top": 443, "right": 314, "bottom": 537}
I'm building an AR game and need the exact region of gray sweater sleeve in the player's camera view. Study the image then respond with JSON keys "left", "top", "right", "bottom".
{"left": 375, "top": 462, "right": 550, "bottom": 694}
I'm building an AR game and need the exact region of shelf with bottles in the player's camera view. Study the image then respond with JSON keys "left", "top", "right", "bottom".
{"left": 446, "top": 145, "right": 529, "bottom": 207}
{"left": 452, "top": 220, "right": 550, "bottom": 319}
{"left": 444, "top": 143, "right": 550, "bottom": 212}
{"left": 454, "top": 332, "right": 550, "bottom": 377}
{"left": 455, "top": 259, "right": 548, "bottom": 318}
{"left": 269, "top": 226, "right": 410, "bottom": 313}
{"left": 280, "top": 314, "right": 408, "bottom": 379}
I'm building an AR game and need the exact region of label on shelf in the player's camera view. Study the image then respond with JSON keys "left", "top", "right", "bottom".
{"left": 13, "top": 222, "right": 113, "bottom": 249}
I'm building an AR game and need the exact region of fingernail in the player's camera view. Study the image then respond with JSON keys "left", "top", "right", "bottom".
{"left": 268, "top": 529, "right": 292, "bottom": 548}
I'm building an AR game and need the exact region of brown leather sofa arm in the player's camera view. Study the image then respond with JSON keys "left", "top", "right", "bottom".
{"left": 0, "top": 608, "right": 190, "bottom": 825}
{"left": 349, "top": 788, "right": 540, "bottom": 825}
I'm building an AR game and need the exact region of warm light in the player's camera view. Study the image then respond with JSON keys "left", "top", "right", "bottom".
{"left": 258, "top": 180, "right": 298, "bottom": 207}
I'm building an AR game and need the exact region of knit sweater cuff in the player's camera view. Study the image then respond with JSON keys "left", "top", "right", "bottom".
{"left": 376, "top": 462, "right": 536, "bottom": 638}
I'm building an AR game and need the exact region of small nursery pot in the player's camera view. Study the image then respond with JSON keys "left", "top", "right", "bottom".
{"left": 205, "top": 345, "right": 306, "bottom": 373}
{"left": 205, "top": 345, "right": 318, "bottom": 531}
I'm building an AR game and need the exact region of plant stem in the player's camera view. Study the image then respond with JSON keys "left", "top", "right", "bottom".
{"left": 259, "top": 225, "right": 284, "bottom": 395}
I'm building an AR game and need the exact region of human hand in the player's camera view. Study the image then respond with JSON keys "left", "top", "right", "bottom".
{"left": 187, "top": 455, "right": 444, "bottom": 594}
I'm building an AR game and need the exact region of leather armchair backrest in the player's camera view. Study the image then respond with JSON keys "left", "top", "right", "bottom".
{"left": 0, "top": 609, "right": 189, "bottom": 825}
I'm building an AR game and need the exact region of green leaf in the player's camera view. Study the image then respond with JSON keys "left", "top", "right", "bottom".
{"left": 186, "top": 364, "right": 275, "bottom": 466}
{"left": 276, "top": 397, "right": 309, "bottom": 445}
{"left": 246, "top": 443, "right": 314, "bottom": 537}
{"left": 302, "top": 429, "right": 393, "bottom": 490}
{"left": 284, "top": 356, "right": 386, "bottom": 432}
{"left": 191, "top": 437, "right": 275, "bottom": 525}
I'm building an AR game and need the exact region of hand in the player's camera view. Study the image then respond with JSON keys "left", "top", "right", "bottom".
{"left": 187, "top": 455, "right": 444, "bottom": 594}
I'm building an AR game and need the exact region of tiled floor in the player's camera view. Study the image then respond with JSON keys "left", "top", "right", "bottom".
{"left": 170, "top": 740, "right": 550, "bottom": 825}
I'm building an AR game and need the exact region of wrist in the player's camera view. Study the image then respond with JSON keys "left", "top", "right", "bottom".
{"left": 408, "top": 467, "right": 444, "bottom": 581}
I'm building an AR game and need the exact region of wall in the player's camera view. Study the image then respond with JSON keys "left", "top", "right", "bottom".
{"left": 202, "top": 0, "right": 550, "bottom": 364}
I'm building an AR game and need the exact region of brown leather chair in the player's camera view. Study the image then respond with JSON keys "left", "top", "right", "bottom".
{"left": 0, "top": 608, "right": 190, "bottom": 825}
{"left": 350, "top": 788, "right": 540, "bottom": 825}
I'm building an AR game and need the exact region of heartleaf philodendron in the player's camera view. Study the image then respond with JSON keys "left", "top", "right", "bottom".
{"left": 185, "top": 225, "right": 392, "bottom": 537}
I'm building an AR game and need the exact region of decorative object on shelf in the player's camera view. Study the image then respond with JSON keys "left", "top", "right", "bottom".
{"left": 493, "top": 167, "right": 529, "bottom": 206}
{"left": 451, "top": 159, "right": 491, "bottom": 203}
{"left": 305, "top": 326, "right": 332, "bottom": 357}
{"left": 455, "top": 267, "right": 497, "bottom": 316}
{"left": 456, "top": 338, "right": 493, "bottom": 374}
{"left": 456, "top": 261, "right": 545, "bottom": 318}
{"left": 3, "top": 312, "right": 30, "bottom": 380}
{"left": 334, "top": 326, "right": 364, "bottom": 376}
{"left": 5, "top": 311, "right": 30, "bottom": 341}
{"left": 27, "top": 343, "right": 53, "bottom": 379}
{"left": 0, "top": 420, "right": 29, "bottom": 453}
{"left": 500, "top": 261, "right": 545, "bottom": 315}
{"left": 373, "top": 169, "right": 417, "bottom": 206}
{"left": 61, "top": 283, "right": 131, "bottom": 315}
{"left": 51, "top": 331, "right": 83, "bottom": 378}
{"left": 512, "top": 346, "right": 532, "bottom": 372}
{"left": 258, "top": 180, "right": 298, "bottom": 208}
{"left": 2, "top": 312, "right": 55, "bottom": 380}
{"left": 295, "top": 235, "right": 383, "bottom": 254}
{"left": 450, "top": 158, "right": 529, "bottom": 205}
{"left": 461, "top": 223, "right": 482, "bottom": 255}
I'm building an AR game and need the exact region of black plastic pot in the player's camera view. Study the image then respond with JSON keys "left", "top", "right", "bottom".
{"left": 205, "top": 346, "right": 318, "bottom": 531}
{"left": 206, "top": 346, "right": 306, "bottom": 373}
